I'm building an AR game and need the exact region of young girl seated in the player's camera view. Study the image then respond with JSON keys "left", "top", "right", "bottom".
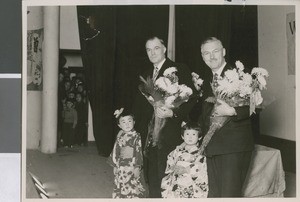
{"left": 107, "top": 108, "right": 145, "bottom": 198}
{"left": 161, "top": 122, "right": 208, "bottom": 198}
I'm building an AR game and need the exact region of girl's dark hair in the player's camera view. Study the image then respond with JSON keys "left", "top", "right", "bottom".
{"left": 181, "top": 122, "right": 202, "bottom": 137}
{"left": 116, "top": 108, "right": 135, "bottom": 123}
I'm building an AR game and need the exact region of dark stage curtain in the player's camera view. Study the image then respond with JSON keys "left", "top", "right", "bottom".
{"left": 175, "top": 5, "right": 259, "bottom": 138}
{"left": 77, "top": 6, "right": 169, "bottom": 156}
{"left": 175, "top": 5, "right": 258, "bottom": 79}
{"left": 77, "top": 5, "right": 259, "bottom": 156}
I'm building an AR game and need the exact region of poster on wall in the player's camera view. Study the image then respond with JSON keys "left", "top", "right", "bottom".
{"left": 286, "top": 12, "right": 295, "bottom": 75}
{"left": 27, "top": 28, "right": 43, "bottom": 91}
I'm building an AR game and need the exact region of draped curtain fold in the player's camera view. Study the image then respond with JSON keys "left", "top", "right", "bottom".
{"left": 77, "top": 6, "right": 169, "bottom": 156}
{"left": 77, "top": 5, "right": 258, "bottom": 156}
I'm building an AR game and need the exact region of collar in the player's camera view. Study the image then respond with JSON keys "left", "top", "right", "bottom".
{"left": 213, "top": 62, "right": 227, "bottom": 77}
{"left": 123, "top": 130, "right": 137, "bottom": 136}
{"left": 154, "top": 58, "right": 166, "bottom": 72}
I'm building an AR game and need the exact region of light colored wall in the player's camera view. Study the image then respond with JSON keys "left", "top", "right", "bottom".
{"left": 258, "top": 5, "right": 295, "bottom": 141}
{"left": 60, "top": 6, "right": 81, "bottom": 50}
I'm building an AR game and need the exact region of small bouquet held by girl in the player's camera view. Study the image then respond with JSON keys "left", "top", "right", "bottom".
{"left": 199, "top": 61, "right": 269, "bottom": 154}
{"left": 139, "top": 67, "right": 193, "bottom": 150}
{"left": 107, "top": 108, "right": 146, "bottom": 198}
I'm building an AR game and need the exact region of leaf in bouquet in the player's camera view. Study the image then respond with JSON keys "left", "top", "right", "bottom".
{"left": 205, "top": 96, "right": 216, "bottom": 104}
{"left": 172, "top": 96, "right": 189, "bottom": 108}
{"left": 139, "top": 76, "right": 155, "bottom": 95}
{"left": 138, "top": 75, "right": 164, "bottom": 103}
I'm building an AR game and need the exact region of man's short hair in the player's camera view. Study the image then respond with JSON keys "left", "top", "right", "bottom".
{"left": 201, "top": 37, "right": 223, "bottom": 50}
{"left": 145, "top": 36, "right": 166, "bottom": 47}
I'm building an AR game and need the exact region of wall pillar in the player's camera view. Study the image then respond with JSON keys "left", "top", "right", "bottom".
{"left": 26, "top": 6, "right": 43, "bottom": 149}
{"left": 40, "top": 6, "right": 60, "bottom": 153}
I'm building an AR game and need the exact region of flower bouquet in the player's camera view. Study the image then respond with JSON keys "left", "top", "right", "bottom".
{"left": 191, "top": 72, "right": 204, "bottom": 97}
{"left": 199, "top": 61, "right": 269, "bottom": 154}
{"left": 139, "top": 67, "right": 193, "bottom": 151}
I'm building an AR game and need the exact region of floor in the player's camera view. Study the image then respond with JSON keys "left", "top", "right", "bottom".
{"left": 26, "top": 143, "right": 296, "bottom": 198}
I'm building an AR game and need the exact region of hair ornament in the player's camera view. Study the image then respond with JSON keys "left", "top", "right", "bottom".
{"left": 114, "top": 108, "right": 124, "bottom": 118}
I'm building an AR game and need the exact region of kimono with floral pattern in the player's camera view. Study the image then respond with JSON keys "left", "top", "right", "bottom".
{"left": 108, "top": 130, "right": 145, "bottom": 198}
{"left": 161, "top": 142, "right": 208, "bottom": 198}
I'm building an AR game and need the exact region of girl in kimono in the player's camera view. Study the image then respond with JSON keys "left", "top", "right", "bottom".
{"left": 107, "top": 108, "right": 145, "bottom": 198}
{"left": 161, "top": 122, "right": 208, "bottom": 198}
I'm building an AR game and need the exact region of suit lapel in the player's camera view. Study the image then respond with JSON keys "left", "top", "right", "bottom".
{"left": 220, "top": 63, "right": 233, "bottom": 77}
{"left": 156, "top": 58, "right": 172, "bottom": 79}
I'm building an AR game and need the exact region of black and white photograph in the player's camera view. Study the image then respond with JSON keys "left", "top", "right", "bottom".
{"left": 23, "top": 0, "right": 298, "bottom": 201}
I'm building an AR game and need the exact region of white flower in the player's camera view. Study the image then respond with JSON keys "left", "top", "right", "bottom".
{"left": 257, "top": 76, "right": 267, "bottom": 90}
{"left": 251, "top": 67, "right": 269, "bottom": 77}
{"left": 163, "top": 67, "right": 177, "bottom": 77}
{"left": 179, "top": 85, "right": 193, "bottom": 98}
{"left": 239, "top": 85, "right": 252, "bottom": 97}
{"left": 165, "top": 95, "right": 176, "bottom": 108}
{"left": 155, "top": 77, "right": 172, "bottom": 91}
{"left": 114, "top": 108, "right": 124, "bottom": 118}
{"left": 242, "top": 73, "right": 253, "bottom": 86}
{"left": 224, "top": 69, "right": 239, "bottom": 83}
{"left": 191, "top": 72, "right": 203, "bottom": 91}
{"left": 235, "top": 60, "right": 244, "bottom": 72}
{"left": 196, "top": 78, "right": 204, "bottom": 86}
{"left": 191, "top": 72, "right": 200, "bottom": 79}
{"left": 216, "top": 78, "right": 239, "bottom": 96}
{"left": 166, "top": 83, "right": 179, "bottom": 95}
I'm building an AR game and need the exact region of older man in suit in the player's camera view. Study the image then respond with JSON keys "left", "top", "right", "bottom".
{"left": 199, "top": 37, "right": 254, "bottom": 197}
{"left": 132, "top": 36, "right": 196, "bottom": 198}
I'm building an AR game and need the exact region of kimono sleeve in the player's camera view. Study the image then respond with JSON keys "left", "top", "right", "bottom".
{"left": 106, "top": 130, "right": 122, "bottom": 167}
{"left": 134, "top": 133, "right": 143, "bottom": 167}
{"left": 164, "top": 148, "right": 179, "bottom": 174}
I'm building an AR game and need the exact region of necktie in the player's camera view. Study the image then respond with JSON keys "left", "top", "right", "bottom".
{"left": 153, "top": 66, "right": 159, "bottom": 80}
{"left": 212, "top": 73, "right": 219, "bottom": 87}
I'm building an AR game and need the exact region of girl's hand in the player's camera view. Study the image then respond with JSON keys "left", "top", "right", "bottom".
{"left": 174, "top": 165, "right": 187, "bottom": 175}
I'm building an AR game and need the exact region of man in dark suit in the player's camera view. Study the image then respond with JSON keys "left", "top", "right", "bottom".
{"left": 132, "top": 36, "right": 196, "bottom": 198}
{"left": 199, "top": 37, "right": 254, "bottom": 197}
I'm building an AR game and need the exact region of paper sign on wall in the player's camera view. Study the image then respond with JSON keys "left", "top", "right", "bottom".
{"left": 286, "top": 12, "right": 295, "bottom": 75}
{"left": 27, "top": 28, "right": 44, "bottom": 91}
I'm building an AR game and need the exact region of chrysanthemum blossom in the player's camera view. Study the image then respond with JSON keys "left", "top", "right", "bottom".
{"left": 242, "top": 73, "right": 253, "bottom": 86}
{"left": 235, "top": 60, "right": 245, "bottom": 72}
{"left": 251, "top": 67, "right": 269, "bottom": 77}
{"left": 191, "top": 72, "right": 200, "bottom": 79}
{"left": 155, "top": 77, "right": 172, "bottom": 92}
{"left": 165, "top": 83, "right": 179, "bottom": 95}
{"left": 164, "top": 95, "right": 176, "bottom": 108}
{"left": 257, "top": 76, "right": 267, "bottom": 90}
{"left": 224, "top": 69, "right": 239, "bottom": 82}
{"left": 163, "top": 67, "right": 177, "bottom": 77}
{"left": 179, "top": 85, "right": 193, "bottom": 98}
